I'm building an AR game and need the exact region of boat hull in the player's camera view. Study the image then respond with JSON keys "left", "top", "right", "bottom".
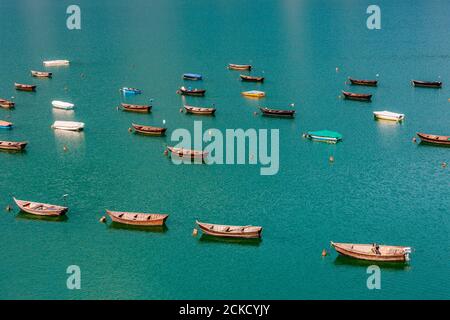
{"left": 260, "top": 107, "right": 295, "bottom": 118}
{"left": 15, "top": 84, "right": 36, "bottom": 92}
{"left": 132, "top": 124, "right": 166, "bottom": 136}
{"left": 121, "top": 103, "right": 151, "bottom": 113}
{"left": 14, "top": 198, "right": 68, "bottom": 216}
{"left": 197, "top": 221, "right": 262, "bottom": 239}
{"left": 106, "top": 210, "right": 168, "bottom": 226}
{"left": 331, "top": 242, "right": 410, "bottom": 262}
{"left": 349, "top": 78, "right": 378, "bottom": 87}
{"left": 417, "top": 132, "right": 450, "bottom": 146}
{"left": 342, "top": 91, "right": 372, "bottom": 101}
{"left": 0, "top": 141, "right": 27, "bottom": 151}
{"left": 228, "top": 64, "right": 252, "bottom": 70}
{"left": 411, "top": 80, "right": 442, "bottom": 88}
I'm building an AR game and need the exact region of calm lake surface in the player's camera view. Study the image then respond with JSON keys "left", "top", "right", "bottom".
{"left": 0, "top": 0, "right": 449, "bottom": 299}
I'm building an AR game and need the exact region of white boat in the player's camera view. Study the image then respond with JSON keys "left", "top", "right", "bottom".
{"left": 52, "top": 100, "right": 74, "bottom": 110}
{"left": 51, "top": 121, "right": 84, "bottom": 131}
{"left": 373, "top": 111, "right": 405, "bottom": 122}
{"left": 43, "top": 60, "right": 70, "bottom": 67}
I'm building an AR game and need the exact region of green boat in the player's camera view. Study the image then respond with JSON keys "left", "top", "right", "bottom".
{"left": 304, "top": 130, "right": 343, "bottom": 143}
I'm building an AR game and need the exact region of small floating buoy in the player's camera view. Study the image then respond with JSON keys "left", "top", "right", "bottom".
{"left": 116, "top": 106, "right": 119, "bottom": 111}
{"left": 163, "top": 119, "right": 166, "bottom": 125}
{"left": 302, "top": 133, "right": 306, "bottom": 138}
{"left": 329, "top": 156, "right": 335, "bottom": 163}
{"left": 335, "top": 67, "right": 339, "bottom": 73}
{"left": 179, "top": 108, "right": 183, "bottom": 113}
{"left": 63, "top": 145, "right": 68, "bottom": 152}
{"left": 412, "top": 137, "right": 417, "bottom": 143}
{"left": 322, "top": 249, "right": 327, "bottom": 257}
{"left": 376, "top": 73, "right": 380, "bottom": 77}
{"left": 192, "top": 228, "right": 198, "bottom": 236}
{"left": 164, "top": 149, "right": 168, "bottom": 156}
{"left": 448, "top": 98, "right": 450, "bottom": 102}
{"left": 128, "top": 127, "right": 132, "bottom": 133}
{"left": 80, "top": 73, "right": 85, "bottom": 78}
{"left": 99, "top": 216, "right": 106, "bottom": 223}
{"left": 441, "top": 162, "right": 447, "bottom": 168}
{"left": 5, "top": 205, "right": 12, "bottom": 212}
{"left": 253, "top": 111, "right": 258, "bottom": 116}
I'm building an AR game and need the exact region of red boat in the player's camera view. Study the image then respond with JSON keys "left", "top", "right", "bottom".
{"left": 166, "top": 146, "right": 208, "bottom": 160}
{"left": 121, "top": 103, "right": 151, "bottom": 113}
{"left": 259, "top": 107, "right": 295, "bottom": 117}
{"left": 348, "top": 77, "right": 378, "bottom": 87}
{"left": 240, "top": 74, "right": 264, "bottom": 82}
{"left": 15, "top": 83, "right": 36, "bottom": 92}
{"left": 0, "top": 98, "right": 15, "bottom": 109}
{"left": 416, "top": 132, "right": 450, "bottom": 146}
{"left": 176, "top": 86, "right": 206, "bottom": 97}
{"left": 342, "top": 90, "right": 372, "bottom": 102}
{"left": 0, "top": 140, "right": 27, "bottom": 151}
{"left": 131, "top": 123, "right": 167, "bottom": 136}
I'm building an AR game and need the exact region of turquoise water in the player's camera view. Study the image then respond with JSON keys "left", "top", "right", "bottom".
{"left": 0, "top": 0, "right": 449, "bottom": 299}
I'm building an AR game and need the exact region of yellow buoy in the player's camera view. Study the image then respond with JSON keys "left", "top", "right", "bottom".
{"left": 192, "top": 228, "right": 198, "bottom": 236}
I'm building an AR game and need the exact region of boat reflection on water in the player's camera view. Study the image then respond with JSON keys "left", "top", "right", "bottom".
{"left": 15, "top": 211, "right": 69, "bottom": 223}
{"left": 198, "top": 233, "right": 262, "bottom": 247}
{"left": 108, "top": 222, "right": 168, "bottom": 233}
{"left": 333, "top": 255, "right": 410, "bottom": 271}
{"left": 53, "top": 128, "right": 86, "bottom": 154}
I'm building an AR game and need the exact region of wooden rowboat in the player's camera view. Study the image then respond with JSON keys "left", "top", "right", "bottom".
{"left": 0, "top": 98, "right": 15, "bottom": 109}
{"left": 348, "top": 77, "right": 378, "bottom": 87}
{"left": 177, "top": 86, "right": 206, "bottom": 96}
{"left": 14, "top": 197, "right": 68, "bottom": 216}
{"left": 416, "top": 132, "right": 450, "bottom": 146}
{"left": 411, "top": 80, "right": 442, "bottom": 88}
{"left": 52, "top": 121, "right": 84, "bottom": 131}
{"left": 166, "top": 146, "right": 208, "bottom": 160}
{"left": 106, "top": 210, "right": 168, "bottom": 226}
{"left": 0, "top": 120, "right": 13, "bottom": 129}
{"left": 196, "top": 221, "right": 262, "bottom": 239}
{"left": 331, "top": 242, "right": 412, "bottom": 262}
{"left": 259, "top": 107, "right": 295, "bottom": 117}
{"left": 228, "top": 64, "right": 252, "bottom": 70}
{"left": 121, "top": 103, "right": 151, "bottom": 113}
{"left": 132, "top": 123, "right": 167, "bottom": 136}
{"left": 31, "top": 70, "right": 52, "bottom": 78}
{"left": 342, "top": 90, "right": 372, "bottom": 101}
{"left": 0, "top": 140, "right": 27, "bottom": 151}
{"left": 184, "top": 105, "right": 216, "bottom": 115}
{"left": 15, "top": 83, "right": 36, "bottom": 92}
{"left": 240, "top": 74, "right": 264, "bottom": 82}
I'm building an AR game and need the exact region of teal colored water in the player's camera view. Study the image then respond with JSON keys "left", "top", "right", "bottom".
{"left": 0, "top": 0, "right": 449, "bottom": 299}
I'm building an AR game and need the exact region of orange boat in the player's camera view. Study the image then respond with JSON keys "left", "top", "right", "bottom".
{"left": 14, "top": 197, "right": 68, "bottom": 216}
{"left": 331, "top": 242, "right": 412, "bottom": 262}
{"left": 228, "top": 63, "right": 252, "bottom": 70}
{"left": 106, "top": 210, "right": 168, "bottom": 226}
{"left": 131, "top": 123, "right": 167, "bottom": 136}
{"left": 0, "top": 140, "right": 27, "bottom": 151}
{"left": 0, "top": 98, "right": 15, "bottom": 109}
{"left": 416, "top": 132, "right": 450, "bottom": 146}
{"left": 196, "top": 221, "right": 262, "bottom": 239}
{"left": 121, "top": 103, "right": 151, "bottom": 113}
{"left": 15, "top": 83, "right": 36, "bottom": 92}
{"left": 166, "top": 146, "right": 208, "bottom": 160}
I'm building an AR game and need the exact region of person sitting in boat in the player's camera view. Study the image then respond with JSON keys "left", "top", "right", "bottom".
{"left": 372, "top": 243, "right": 381, "bottom": 255}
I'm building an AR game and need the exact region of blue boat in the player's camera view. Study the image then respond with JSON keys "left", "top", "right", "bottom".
{"left": 120, "top": 87, "right": 142, "bottom": 95}
{"left": 183, "top": 73, "right": 202, "bottom": 81}
{"left": 0, "top": 120, "right": 13, "bottom": 129}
